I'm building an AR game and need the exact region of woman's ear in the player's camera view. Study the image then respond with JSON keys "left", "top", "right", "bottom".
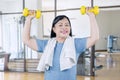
{"left": 53, "top": 27, "right": 56, "bottom": 33}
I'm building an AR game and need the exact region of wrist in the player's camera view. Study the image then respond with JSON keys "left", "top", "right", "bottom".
{"left": 26, "top": 16, "right": 34, "bottom": 21}
{"left": 88, "top": 12, "right": 95, "bottom": 16}
{"left": 25, "top": 17, "right": 32, "bottom": 22}
{"left": 88, "top": 13, "right": 95, "bottom": 17}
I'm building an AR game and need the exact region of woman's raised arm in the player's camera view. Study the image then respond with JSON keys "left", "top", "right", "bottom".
{"left": 86, "top": 8, "right": 100, "bottom": 48}
{"left": 22, "top": 12, "right": 38, "bottom": 51}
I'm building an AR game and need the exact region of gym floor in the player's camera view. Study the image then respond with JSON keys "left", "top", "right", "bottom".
{"left": 0, "top": 52, "right": 120, "bottom": 80}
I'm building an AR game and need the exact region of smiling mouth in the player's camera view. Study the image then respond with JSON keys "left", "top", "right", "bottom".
{"left": 61, "top": 31, "right": 68, "bottom": 34}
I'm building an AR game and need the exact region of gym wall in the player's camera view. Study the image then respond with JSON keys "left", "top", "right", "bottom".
{"left": 0, "top": 0, "right": 22, "bottom": 13}
{"left": 1, "top": 0, "right": 120, "bottom": 51}
{"left": 96, "top": 10, "right": 120, "bottom": 50}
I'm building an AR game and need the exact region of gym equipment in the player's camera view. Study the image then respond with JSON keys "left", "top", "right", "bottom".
{"left": 80, "top": 6, "right": 99, "bottom": 15}
{"left": 107, "top": 35, "right": 120, "bottom": 53}
{"left": 23, "top": 8, "right": 41, "bottom": 19}
{"left": 106, "top": 54, "right": 114, "bottom": 69}
{"left": 95, "top": 65, "right": 103, "bottom": 70}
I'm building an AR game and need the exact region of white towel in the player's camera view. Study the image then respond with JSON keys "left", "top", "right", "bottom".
{"left": 37, "top": 36, "right": 76, "bottom": 72}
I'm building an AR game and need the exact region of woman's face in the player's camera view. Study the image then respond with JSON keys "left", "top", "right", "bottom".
{"left": 53, "top": 18, "right": 71, "bottom": 38}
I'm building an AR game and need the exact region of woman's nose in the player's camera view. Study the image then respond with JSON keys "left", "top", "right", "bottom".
{"left": 62, "top": 27, "right": 67, "bottom": 30}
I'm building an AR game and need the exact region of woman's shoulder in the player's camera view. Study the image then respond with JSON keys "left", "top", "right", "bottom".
{"left": 74, "top": 37, "right": 87, "bottom": 53}
{"left": 36, "top": 39, "right": 48, "bottom": 52}
{"left": 74, "top": 37, "right": 87, "bottom": 42}
{"left": 36, "top": 38, "right": 48, "bottom": 44}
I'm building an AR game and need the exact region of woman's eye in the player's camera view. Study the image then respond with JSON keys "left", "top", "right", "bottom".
{"left": 59, "top": 25, "right": 62, "bottom": 27}
{"left": 65, "top": 24, "right": 69, "bottom": 27}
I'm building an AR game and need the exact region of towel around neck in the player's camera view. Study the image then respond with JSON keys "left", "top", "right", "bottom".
{"left": 37, "top": 36, "right": 76, "bottom": 72}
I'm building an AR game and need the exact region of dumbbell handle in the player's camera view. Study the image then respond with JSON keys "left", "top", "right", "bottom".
{"left": 88, "top": 8, "right": 94, "bottom": 12}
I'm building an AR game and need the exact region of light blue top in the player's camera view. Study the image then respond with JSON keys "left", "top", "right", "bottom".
{"left": 36, "top": 38, "right": 86, "bottom": 80}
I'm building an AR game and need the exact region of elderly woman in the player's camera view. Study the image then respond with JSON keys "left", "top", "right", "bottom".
{"left": 22, "top": 8, "right": 99, "bottom": 80}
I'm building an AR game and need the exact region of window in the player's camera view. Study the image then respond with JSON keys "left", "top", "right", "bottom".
{"left": 0, "top": 12, "right": 2, "bottom": 51}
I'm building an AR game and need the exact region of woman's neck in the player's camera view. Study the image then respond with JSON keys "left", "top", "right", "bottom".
{"left": 56, "top": 37, "right": 66, "bottom": 43}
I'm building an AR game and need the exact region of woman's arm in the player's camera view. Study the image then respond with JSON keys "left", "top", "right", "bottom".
{"left": 86, "top": 8, "right": 100, "bottom": 48}
{"left": 22, "top": 11, "right": 38, "bottom": 51}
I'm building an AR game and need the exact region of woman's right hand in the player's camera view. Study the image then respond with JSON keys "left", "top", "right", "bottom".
{"left": 26, "top": 10, "right": 36, "bottom": 21}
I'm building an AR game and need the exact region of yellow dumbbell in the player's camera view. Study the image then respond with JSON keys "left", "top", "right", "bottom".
{"left": 80, "top": 6, "right": 99, "bottom": 15}
{"left": 23, "top": 8, "right": 42, "bottom": 19}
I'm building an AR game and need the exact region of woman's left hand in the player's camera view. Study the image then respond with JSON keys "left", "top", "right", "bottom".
{"left": 86, "top": 7, "right": 95, "bottom": 16}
